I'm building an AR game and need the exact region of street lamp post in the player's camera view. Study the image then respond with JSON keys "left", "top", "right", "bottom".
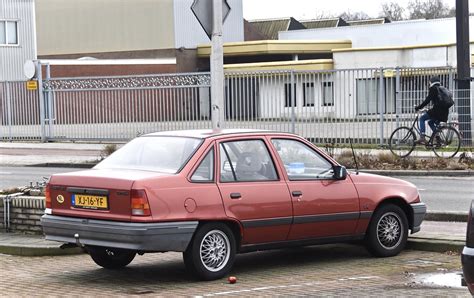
{"left": 456, "top": 0, "right": 471, "bottom": 145}
{"left": 210, "top": 0, "right": 225, "bottom": 129}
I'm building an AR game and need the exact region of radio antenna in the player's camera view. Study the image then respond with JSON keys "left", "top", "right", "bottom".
{"left": 349, "top": 138, "right": 359, "bottom": 175}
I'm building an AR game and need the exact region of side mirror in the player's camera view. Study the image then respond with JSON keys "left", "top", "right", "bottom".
{"left": 333, "top": 165, "right": 347, "bottom": 180}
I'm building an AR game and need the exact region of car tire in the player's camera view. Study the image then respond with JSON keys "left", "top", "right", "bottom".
{"left": 87, "top": 246, "right": 136, "bottom": 269}
{"left": 183, "top": 223, "right": 236, "bottom": 280}
{"left": 365, "top": 204, "right": 408, "bottom": 257}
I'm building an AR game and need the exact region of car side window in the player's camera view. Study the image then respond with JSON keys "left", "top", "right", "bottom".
{"left": 220, "top": 139, "right": 278, "bottom": 182}
{"left": 271, "top": 139, "right": 333, "bottom": 180}
{"left": 191, "top": 148, "right": 214, "bottom": 182}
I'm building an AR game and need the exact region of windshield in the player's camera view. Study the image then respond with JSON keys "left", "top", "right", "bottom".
{"left": 94, "top": 136, "right": 202, "bottom": 173}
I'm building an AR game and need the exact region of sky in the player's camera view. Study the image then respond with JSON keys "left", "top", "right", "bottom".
{"left": 241, "top": 0, "right": 472, "bottom": 20}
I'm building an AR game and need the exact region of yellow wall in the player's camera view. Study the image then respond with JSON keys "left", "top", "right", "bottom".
{"left": 36, "top": 0, "right": 175, "bottom": 55}
{"left": 198, "top": 40, "right": 352, "bottom": 57}
{"left": 224, "top": 59, "right": 334, "bottom": 71}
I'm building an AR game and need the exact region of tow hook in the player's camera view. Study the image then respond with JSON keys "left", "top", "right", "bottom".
{"left": 74, "top": 233, "right": 83, "bottom": 247}
{"left": 58, "top": 234, "right": 83, "bottom": 250}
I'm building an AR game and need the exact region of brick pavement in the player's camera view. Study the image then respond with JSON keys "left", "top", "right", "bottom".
{"left": 0, "top": 244, "right": 469, "bottom": 296}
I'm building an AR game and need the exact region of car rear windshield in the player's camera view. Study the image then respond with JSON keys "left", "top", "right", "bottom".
{"left": 94, "top": 136, "right": 202, "bottom": 173}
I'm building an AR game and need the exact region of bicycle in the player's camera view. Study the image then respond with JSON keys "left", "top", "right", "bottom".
{"left": 388, "top": 108, "right": 461, "bottom": 158}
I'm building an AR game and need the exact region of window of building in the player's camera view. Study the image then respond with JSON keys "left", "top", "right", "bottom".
{"left": 303, "top": 83, "right": 315, "bottom": 107}
{"left": 356, "top": 78, "right": 395, "bottom": 115}
{"left": 0, "top": 21, "right": 18, "bottom": 45}
{"left": 322, "top": 82, "right": 334, "bottom": 106}
{"left": 284, "top": 83, "right": 296, "bottom": 107}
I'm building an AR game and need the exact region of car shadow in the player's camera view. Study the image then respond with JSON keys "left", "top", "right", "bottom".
{"left": 52, "top": 243, "right": 371, "bottom": 288}
{"left": 233, "top": 243, "right": 370, "bottom": 274}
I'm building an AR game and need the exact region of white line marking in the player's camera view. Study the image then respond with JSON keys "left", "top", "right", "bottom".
{"left": 202, "top": 276, "right": 381, "bottom": 296}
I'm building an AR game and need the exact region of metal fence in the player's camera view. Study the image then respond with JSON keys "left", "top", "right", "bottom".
{"left": 0, "top": 67, "right": 472, "bottom": 147}
{"left": 0, "top": 81, "right": 41, "bottom": 140}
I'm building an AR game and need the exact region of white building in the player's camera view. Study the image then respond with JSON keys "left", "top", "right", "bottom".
{"left": 279, "top": 17, "right": 474, "bottom": 49}
{"left": 209, "top": 17, "right": 474, "bottom": 122}
{"left": 0, "top": 0, "right": 37, "bottom": 81}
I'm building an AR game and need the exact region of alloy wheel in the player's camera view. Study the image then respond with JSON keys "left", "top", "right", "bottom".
{"left": 376, "top": 212, "right": 403, "bottom": 250}
{"left": 199, "top": 230, "right": 231, "bottom": 272}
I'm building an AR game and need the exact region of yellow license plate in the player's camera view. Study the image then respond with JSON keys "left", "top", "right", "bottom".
{"left": 73, "top": 194, "right": 108, "bottom": 210}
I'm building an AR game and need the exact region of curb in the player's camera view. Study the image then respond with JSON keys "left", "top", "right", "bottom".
{"left": 407, "top": 238, "right": 464, "bottom": 253}
{"left": 0, "top": 244, "right": 83, "bottom": 256}
{"left": 0, "top": 238, "right": 463, "bottom": 257}
{"left": 31, "top": 162, "right": 97, "bottom": 168}
{"left": 361, "top": 169, "right": 474, "bottom": 177}
{"left": 425, "top": 211, "right": 469, "bottom": 222}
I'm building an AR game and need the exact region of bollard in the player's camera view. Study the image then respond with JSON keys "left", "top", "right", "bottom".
{"left": 3, "top": 192, "right": 24, "bottom": 233}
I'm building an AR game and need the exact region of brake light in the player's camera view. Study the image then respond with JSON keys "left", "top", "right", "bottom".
{"left": 131, "top": 189, "right": 151, "bottom": 216}
{"left": 45, "top": 183, "right": 52, "bottom": 209}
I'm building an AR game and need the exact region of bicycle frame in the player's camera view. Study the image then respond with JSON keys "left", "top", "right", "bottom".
{"left": 409, "top": 111, "right": 447, "bottom": 146}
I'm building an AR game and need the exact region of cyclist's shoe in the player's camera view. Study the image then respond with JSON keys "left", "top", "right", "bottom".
{"left": 415, "top": 135, "right": 427, "bottom": 145}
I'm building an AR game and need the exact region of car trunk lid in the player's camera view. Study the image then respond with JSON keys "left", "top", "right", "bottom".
{"left": 48, "top": 168, "right": 167, "bottom": 222}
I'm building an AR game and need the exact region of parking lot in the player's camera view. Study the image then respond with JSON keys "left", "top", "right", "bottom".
{"left": 0, "top": 244, "right": 469, "bottom": 296}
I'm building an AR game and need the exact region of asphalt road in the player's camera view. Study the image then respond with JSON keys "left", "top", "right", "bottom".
{"left": 0, "top": 166, "right": 472, "bottom": 212}
{"left": 394, "top": 176, "right": 474, "bottom": 212}
{"left": 0, "top": 166, "right": 82, "bottom": 190}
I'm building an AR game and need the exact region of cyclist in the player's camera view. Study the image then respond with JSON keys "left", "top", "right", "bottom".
{"left": 414, "top": 76, "right": 449, "bottom": 144}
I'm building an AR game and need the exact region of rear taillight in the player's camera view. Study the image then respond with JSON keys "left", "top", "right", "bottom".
{"left": 45, "top": 183, "right": 52, "bottom": 209}
{"left": 131, "top": 189, "right": 151, "bottom": 216}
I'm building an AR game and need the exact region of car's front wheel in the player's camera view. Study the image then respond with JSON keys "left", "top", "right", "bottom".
{"left": 365, "top": 204, "right": 408, "bottom": 257}
{"left": 183, "top": 223, "right": 236, "bottom": 280}
{"left": 87, "top": 246, "right": 136, "bottom": 269}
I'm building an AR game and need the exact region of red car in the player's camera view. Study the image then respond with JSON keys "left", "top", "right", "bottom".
{"left": 41, "top": 130, "right": 426, "bottom": 280}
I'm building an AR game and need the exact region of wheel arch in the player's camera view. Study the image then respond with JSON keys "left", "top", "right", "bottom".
{"left": 373, "top": 197, "right": 414, "bottom": 231}
{"left": 193, "top": 219, "right": 243, "bottom": 251}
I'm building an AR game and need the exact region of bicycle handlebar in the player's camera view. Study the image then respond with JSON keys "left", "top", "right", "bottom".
{"left": 414, "top": 106, "right": 429, "bottom": 113}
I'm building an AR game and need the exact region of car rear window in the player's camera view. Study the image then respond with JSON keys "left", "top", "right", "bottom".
{"left": 94, "top": 136, "right": 202, "bottom": 173}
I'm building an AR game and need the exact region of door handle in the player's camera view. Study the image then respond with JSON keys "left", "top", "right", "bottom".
{"left": 230, "top": 193, "right": 241, "bottom": 199}
{"left": 292, "top": 191, "right": 303, "bottom": 197}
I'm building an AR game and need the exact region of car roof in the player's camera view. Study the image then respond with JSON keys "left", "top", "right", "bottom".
{"left": 143, "top": 129, "right": 294, "bottom": 139}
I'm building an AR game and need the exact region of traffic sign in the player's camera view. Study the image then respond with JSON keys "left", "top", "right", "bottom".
{"left": 191, "top": 0, "right": 230, "bottom": 39}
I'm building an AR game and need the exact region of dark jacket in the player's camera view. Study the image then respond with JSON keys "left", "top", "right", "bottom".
{"left": 415, "top": 82, "right": 449, "bottom": 122}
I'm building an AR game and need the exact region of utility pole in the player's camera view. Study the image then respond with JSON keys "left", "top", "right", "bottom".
{"left": 456, "top": 0, "right": 471, "bottom": 144}
{"left": 210, "top": 0, "right": 225, "bottom": 129}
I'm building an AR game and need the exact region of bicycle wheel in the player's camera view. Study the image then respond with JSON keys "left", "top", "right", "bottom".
{"left": 389, "top": 127, "right": 416, "bottom": 158}
{"left": 432, "top": 126, "right": 461, "bottom": 158}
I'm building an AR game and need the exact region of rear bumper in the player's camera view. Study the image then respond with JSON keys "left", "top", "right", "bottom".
{"left": 410, "top": 202, "right": 426, "bottom": 234}
{"left": 462, "top": 246, "right": 474, "bottom": 294}
{"left": 41, "top": 214, "right": 198, "bottom": 252}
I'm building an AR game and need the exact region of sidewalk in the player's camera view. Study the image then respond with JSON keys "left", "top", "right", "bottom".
{"left": 0, "top": 142, "right": 105, "bottom": 166}
{"left": 0, "top": 221, "right": 466, "bottom": 256}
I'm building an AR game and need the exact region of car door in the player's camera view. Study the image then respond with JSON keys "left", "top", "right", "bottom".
{"left": 270, "top": 138, "right": 360, "bottom": 240}
{"left": 216, "top": 137, "right": 293, "bottom": 245}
